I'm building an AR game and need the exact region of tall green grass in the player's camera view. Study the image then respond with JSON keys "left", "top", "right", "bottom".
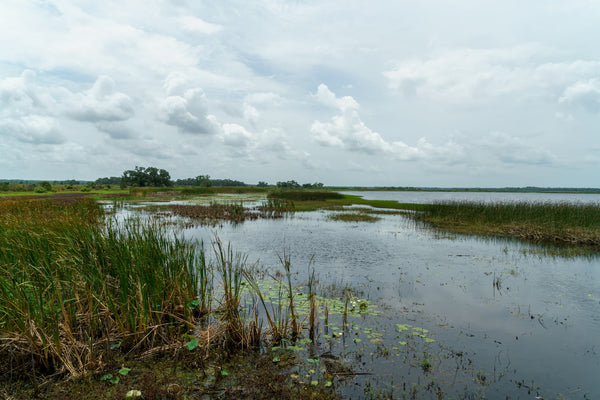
{"left": 415, "top": 201, "right": 600, "bottom": 249}
{"left": 0, "top": 198, "right": 205, "bottom": 376}
{"left": 268, "top": 190, "right": 343, "bottom": 201}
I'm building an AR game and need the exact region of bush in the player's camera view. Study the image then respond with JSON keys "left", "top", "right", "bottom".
{"left": 34, "top": 186, "right": 47, "bottom": 193}
{"left": 39, "top": 181, "right": 52, "bottom": 191}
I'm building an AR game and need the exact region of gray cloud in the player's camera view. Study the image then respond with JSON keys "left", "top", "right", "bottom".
{"left": 0, "top": 115, "right": 66, "bottom": 145}
{"left": 96, "top": 121, "right": 138, "bottom": 140}
{"left": 481, "top": 132, "right": 557, "bottom": 165}
{"left": 1, "top": 1, "right": 598, "bottom": 185}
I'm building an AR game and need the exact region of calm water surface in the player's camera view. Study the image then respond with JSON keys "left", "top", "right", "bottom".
{"left": 342, "top": 190, "right": 600, "bottom": 204}
{"left": 120, "top": 192, "right": 600, "bottom": 399}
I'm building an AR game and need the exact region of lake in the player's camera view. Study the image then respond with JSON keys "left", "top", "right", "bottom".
{"left": 117, "top": 191, "right": 600, "bottom": 399}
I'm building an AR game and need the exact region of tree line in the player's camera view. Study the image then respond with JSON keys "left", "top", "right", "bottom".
{"left": 95, "top": 167, "right": 324, "bottom": 189}
{"left": 0, "top": 166, "right": 325, "bottom": 191}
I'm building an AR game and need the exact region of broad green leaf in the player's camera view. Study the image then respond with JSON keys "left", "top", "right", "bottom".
{"left": 186, "top": 337, "right": 199, "bottom": 351}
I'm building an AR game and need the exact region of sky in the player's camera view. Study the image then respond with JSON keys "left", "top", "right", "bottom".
{"left": 1, "top": 0, "right": 599, "bottom": 187}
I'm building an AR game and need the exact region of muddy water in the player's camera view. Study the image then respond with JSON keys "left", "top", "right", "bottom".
{"left": 118, "top": 192, "right": 600, "bottom": 399}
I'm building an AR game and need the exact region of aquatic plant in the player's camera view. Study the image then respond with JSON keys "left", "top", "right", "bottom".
{"left": 147, "top": 202, "right": 286, "bottom": 225}
{"left": 329, "top": 212, "right": 381, "bottom": 222}
{"left": 0, "top": 198, "right": 204, "bottom": 376}
{"left": 268, "top": 190, "right": 344, "bottom": 201}
{"left": 213, "top": 237, "right": 254, "bottom": 348}
{"left": 413, "top": 201, "right": 600, "bottom": 250}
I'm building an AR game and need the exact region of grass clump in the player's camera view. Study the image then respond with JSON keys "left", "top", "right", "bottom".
{"left": 414, "top": 201, "right": 600, "bottom": 250}
{"left": 329, "top": 213, "right": 381, "bottom": 222}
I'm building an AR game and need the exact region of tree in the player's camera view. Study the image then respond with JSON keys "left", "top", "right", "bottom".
{"left": 96, "top": 176, "right": 122, "bottom": 185}
{"left": 121, "top": 166, "right": 172, "bottom": 187}
{"left": 195, "top": 175, "right": 212, "bottom": 187}
{"left": 276, "top": 180, "right": 300, "bottom": 189}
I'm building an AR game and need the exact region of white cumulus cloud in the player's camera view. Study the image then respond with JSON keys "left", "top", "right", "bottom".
{"left": 311, "top": 84, "right": 422, "bottom": 159}
{"left": 67, "top": 76, "right": 135, "bottom": 122}
{"left": 221, "top": 123, "right": 253, "bottom": 148}
{"left": 0, "top": 115, "right": 65, "bottom": 145}
{"left": 160, "top": 87, "right": 220, "bottom": 135}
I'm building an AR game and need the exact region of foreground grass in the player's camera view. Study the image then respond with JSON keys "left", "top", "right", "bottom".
{"left": 0, "top": 197, "right": 338, "bottom": 399}
{"left": 0, "top": 198, "right": 203, "bottom": 378}
{"left": 414, "top": 201, "right": 600, "bottom": 250}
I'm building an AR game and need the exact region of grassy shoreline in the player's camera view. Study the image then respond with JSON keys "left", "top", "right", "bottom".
{"left": 4, "top": 188, "right": 598, "bottom": 251}
{"left": 411, "top": 201, "right": 600, "bottom": 251}
{"left": 266, "top": 190, "right": 600, "bottom": 251}
{"left": 0, "top": 197, "right": 339, "bottom": 399}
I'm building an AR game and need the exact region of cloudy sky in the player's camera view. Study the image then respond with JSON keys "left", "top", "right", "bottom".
{"left": 1, "top": 0, "right": 599, "bottom": 187}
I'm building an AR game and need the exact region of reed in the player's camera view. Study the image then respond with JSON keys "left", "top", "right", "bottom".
{"left": 268, "top": 190, "right": 343, "bottom": 201}
{"left": 243, "top": 277, "right": 291, "bottom": 343}
{"left": 0, "top": 198, "right": 205, "bottom": 376}
{"left": 414, "top": 201, "right": 600, "bottom": 249}
{"left": 212, "top": 238, "right": 249, "bottom": 348}
{"left": 279, "top": 251, "right": 301, "bottom": 340}
{"left": 307, "top": 265, "right": 318, "bottom": 341}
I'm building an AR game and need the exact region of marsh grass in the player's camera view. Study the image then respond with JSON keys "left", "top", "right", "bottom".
{"left": 268, "top": 190, "right": 343, "bottom": 202}
{"left": 415, "top": 201, "right": 600, "bottom": 249}
{"left": 130, "top": 186, "right": 268, "bottom": 200}
{"left": 0, "top": 197, "right": 338, "bottom": 382}
{"left": 0, "top": 197, "right": 364, "bottom": 399}
{"left": 258, "top": 198, "right": 296, "bottom": 215}
{"left": 0, "top": 198, "right": 204, "bottom": 377}
{"left": 146, "top": 203, "right": 286, "bottom": 225}
{"left": 329, "top": 213, "right": 381, "bottom": 222}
